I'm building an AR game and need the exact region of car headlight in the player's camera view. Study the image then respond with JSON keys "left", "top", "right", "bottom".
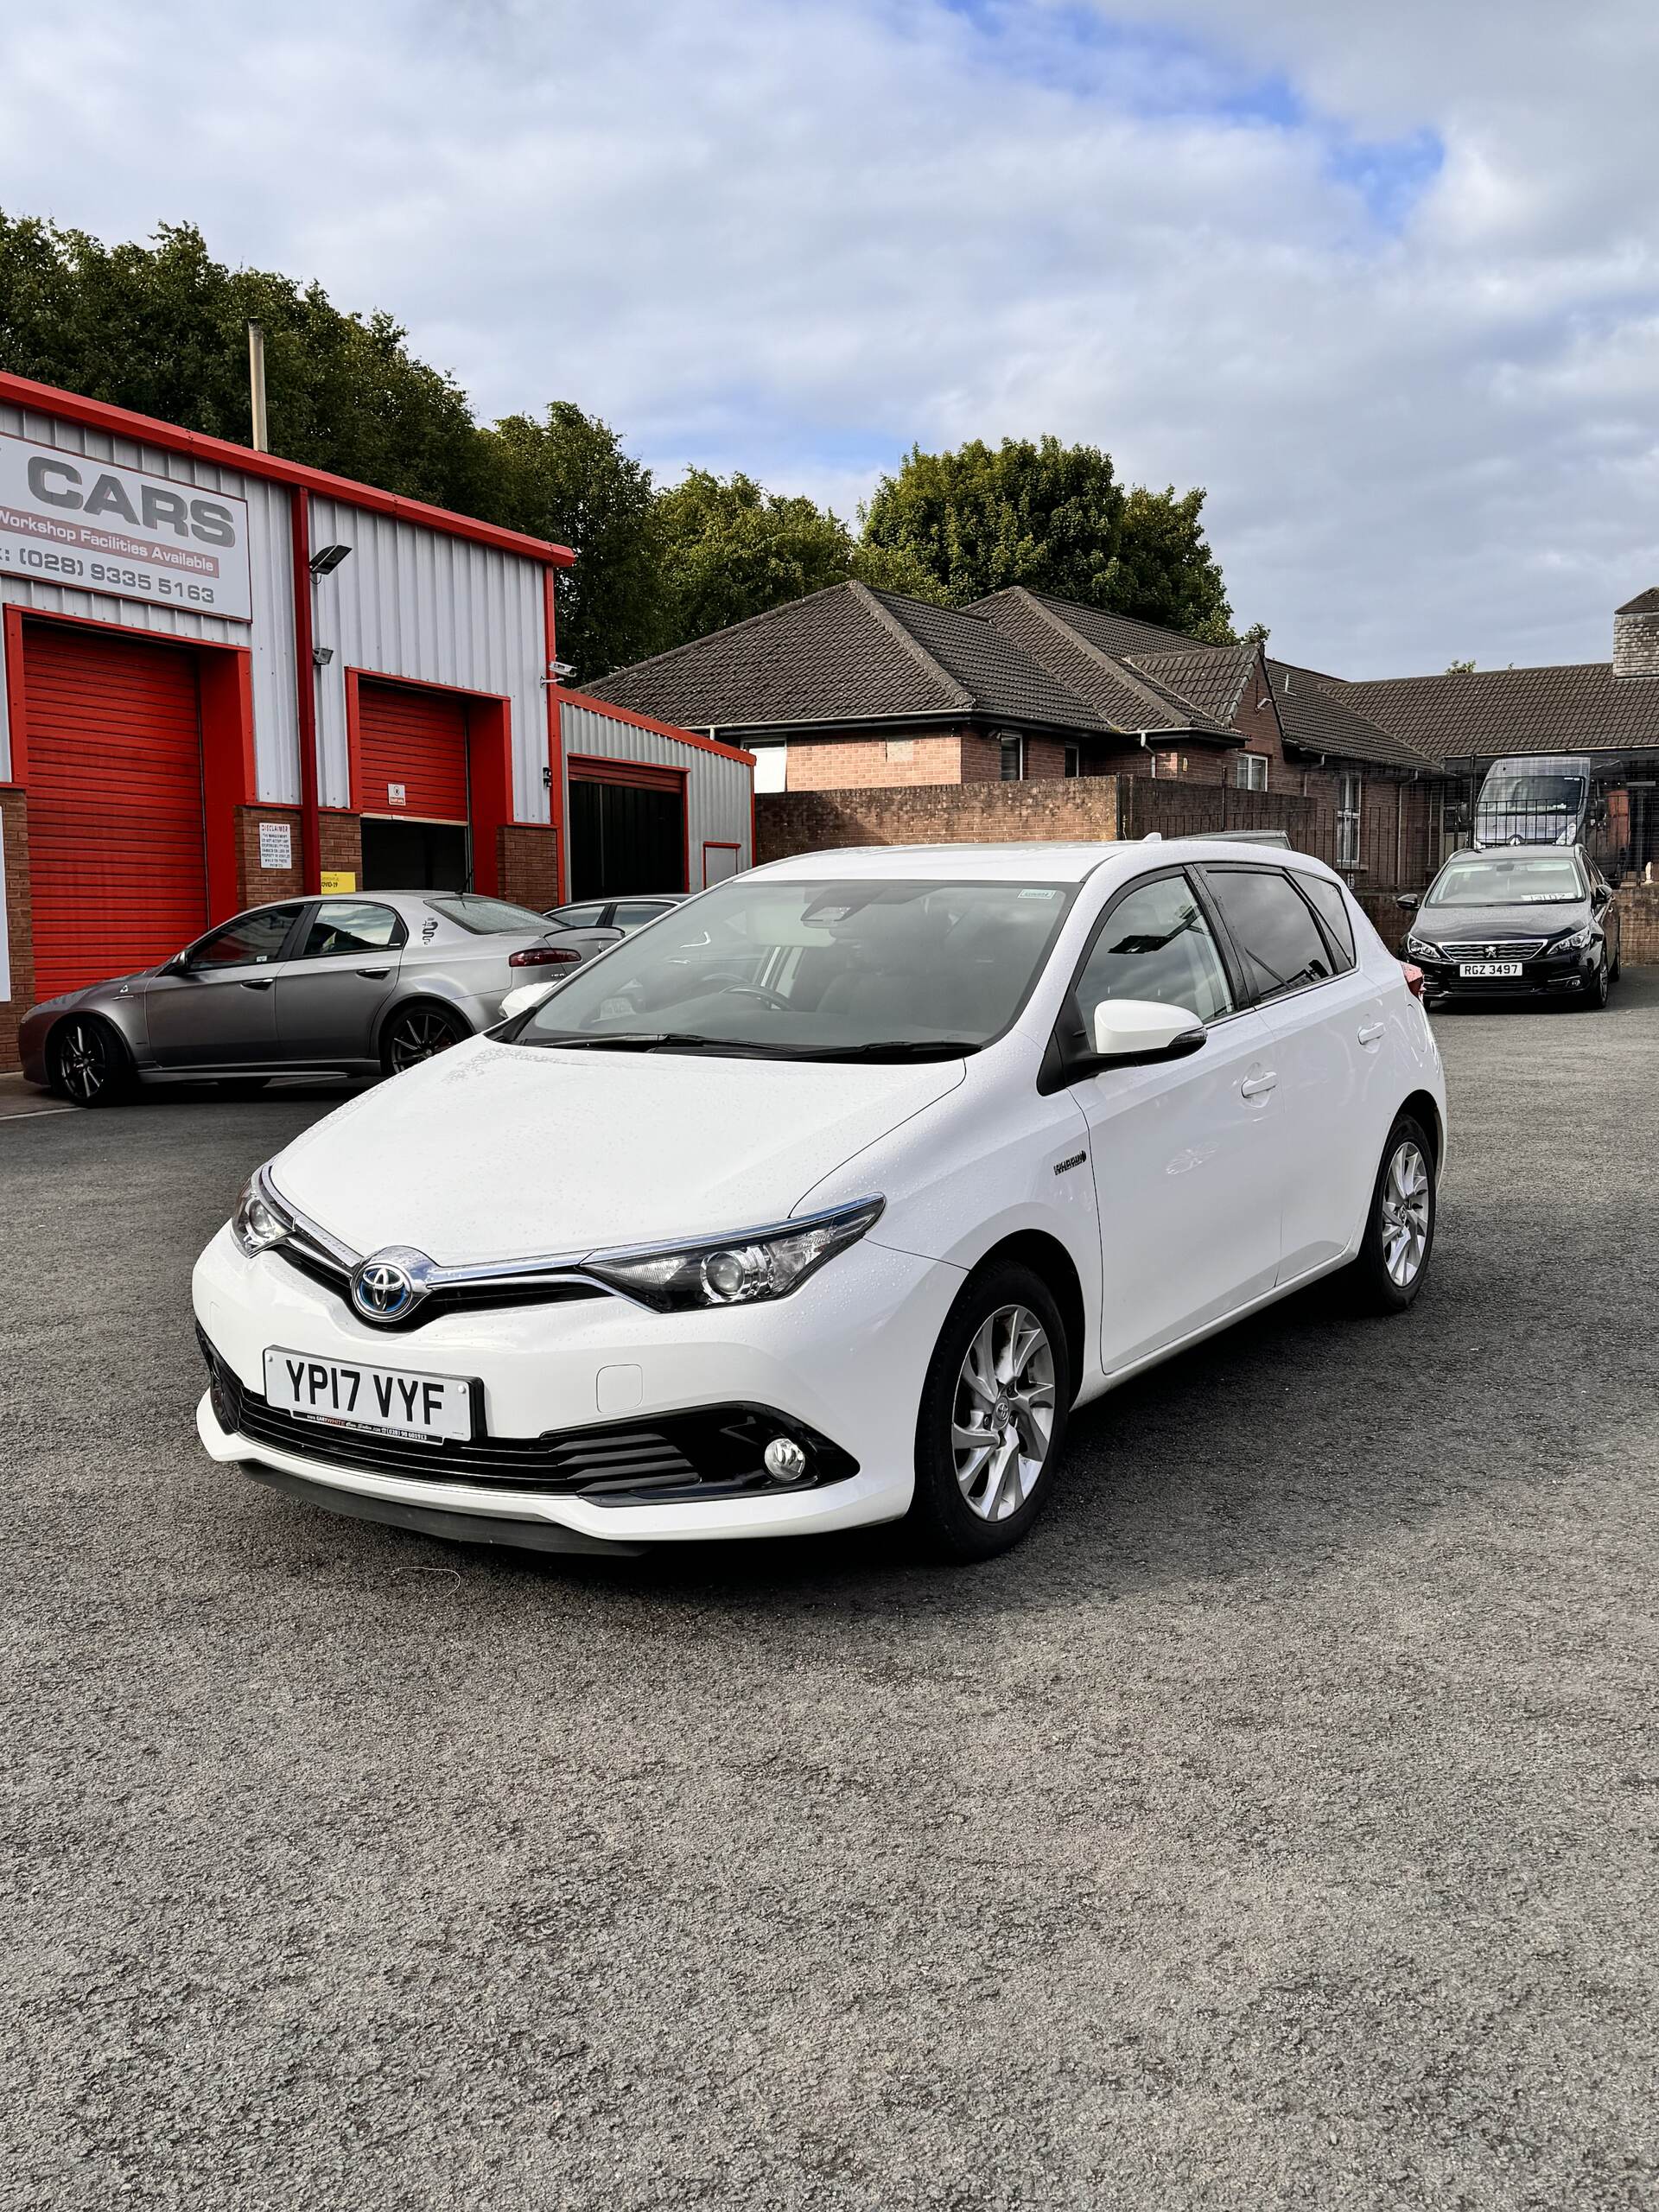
{"left": 231, "top": 1167, "right": 293, "bottom": 1257}
{"left": 1547, "top": 925, "right": 1594, "bottom": 957}
{"left": 1404, "top": 933, "right": 1441, "bottom": 961}
{"left": 582, "top": 1198, "right": 885, "bottom": 1313}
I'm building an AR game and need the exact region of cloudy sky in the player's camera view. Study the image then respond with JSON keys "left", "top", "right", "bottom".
{"left": 3, "top": 0, "right": 1656, "bottom": 674}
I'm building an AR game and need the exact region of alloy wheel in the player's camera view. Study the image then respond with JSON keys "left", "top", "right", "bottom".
{"left": 387, "top": 1009, "right": 461, "bottom": 1072}
{"left": 1379, "top": 1139, "right": 1431, "bottom": 1287}
{"left": 951, "top": 1303, "right": 1057, "bottom": 1521}
{"left": 56, "top": 1020, "right": 109, "bottom": 1103}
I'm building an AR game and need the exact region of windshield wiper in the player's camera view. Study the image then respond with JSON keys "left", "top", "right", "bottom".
{"left": 786, "top": 1039, "right": 983, "bottom": 1062}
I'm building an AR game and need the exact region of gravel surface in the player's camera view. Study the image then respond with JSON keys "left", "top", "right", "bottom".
{"left": 4, "top": 988, "right": 1658, "bottom": 2210}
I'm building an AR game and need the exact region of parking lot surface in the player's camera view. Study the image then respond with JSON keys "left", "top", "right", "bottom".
{"left": 5, "top": 982, "right": 1658, "bottom": 2210}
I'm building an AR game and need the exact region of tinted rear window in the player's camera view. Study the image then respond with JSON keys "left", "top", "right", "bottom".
{"left": 1297, "top": 874, "right": 1356, "bottom": 970}
{"left": 1204, "top": 868, "right": 1338, "bottom": 1005}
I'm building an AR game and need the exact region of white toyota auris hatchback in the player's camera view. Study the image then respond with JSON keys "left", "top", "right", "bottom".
{"left": 193, "top": 840, "right": 1446, "bottom": 1564}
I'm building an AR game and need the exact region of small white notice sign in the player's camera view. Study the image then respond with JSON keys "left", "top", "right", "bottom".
{"left": 258, "top": 821, "right": 293, "bottom": 870}
{"left": 387, "top": 782, "right": 407, "bottom": 807}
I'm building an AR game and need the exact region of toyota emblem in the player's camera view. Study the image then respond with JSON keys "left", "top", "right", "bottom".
{"left": 351, "top": 1251, "right": 423, "bottom": 1322}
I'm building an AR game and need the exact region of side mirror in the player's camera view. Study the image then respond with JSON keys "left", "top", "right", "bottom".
{"left": 162, "top": 951, "right": 196, "bottom": 976}
{"left": 1591, "top": 884, "right": 1612, "bottom": 910}
{"left": 499, "top": 978, "right": 562, "bottom": 1020}
{"left": 1090, "top": 998, "right": 1206, "bottom": 1066}
{"left": 1395, "top": 893, "right": 1420, "bottom": 912}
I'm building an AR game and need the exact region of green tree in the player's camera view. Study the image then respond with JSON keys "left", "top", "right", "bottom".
{"left": 482, "top": 403, "right": 665, "bottom": 681}
{"left": 0, "top": 214, "right": 485, "bottom": 509}
{"left": 655, "top": 469, "right": 860, "bottom": 646}
{"left": 1445, "top": 658, "right": 1477, "bottom": 674}
{"left": 859, "top": 435, "right": 1240, "bottom": 639}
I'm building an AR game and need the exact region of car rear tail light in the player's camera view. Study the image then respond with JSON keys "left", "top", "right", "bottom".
{"left": 1401, "top": 962, "right": 1426, "bottom": 999}
{"left": 509, "top": 945, "right": 583, "bottom": 969}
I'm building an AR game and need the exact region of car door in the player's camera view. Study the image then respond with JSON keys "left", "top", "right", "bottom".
{"left": 274, "top": 899, "right": 407, "bottom": 1065}
{"left": 142, "top": 904, "right": 306, "bottom": 1067}
{"left": 1063, "top": 868, "right": 1282, "bottom": 1375}
{"left": 1201, "top": 865, "right": 1388, "bottom": 1281}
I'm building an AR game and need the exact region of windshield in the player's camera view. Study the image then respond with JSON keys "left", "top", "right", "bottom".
{"left": 425, "top": 893, "right": 552, "bottom": 936}
{"left": 1477, "top": 772, "right": 1586, "bottom": 815}
{"left": 1423, "top": 854, "right": 1586, "bottom": 907}
{"left": 507, "top": 875, "right": 1076, "bottom": 1058}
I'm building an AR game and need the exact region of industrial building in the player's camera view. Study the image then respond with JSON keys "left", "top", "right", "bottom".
{"left": 0, "top": 372, "right": 753, "bottom": 1071}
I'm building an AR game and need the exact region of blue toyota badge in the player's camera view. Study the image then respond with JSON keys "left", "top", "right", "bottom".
{"left": 350, "top": 1251, "right": 426, "bottom": 1323}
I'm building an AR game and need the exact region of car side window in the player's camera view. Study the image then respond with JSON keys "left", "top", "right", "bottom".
{"left": 188, "top": 906, "right": 303, "bottom": 969}
{"left": 1296, "top": 874, "right": 1357, "bottom": 972}
{"left": 549, "top": 905, "right": 607, "bottom": 930}
{"left": 297, "top": 901, "right": 406, "bottom": 959}
{"left": 1073, "top": 873, "right": 1235, "bottom": 1025}
{"left": 1204, "top": 868, "right": 1338, "bottom": 1005}
{"left": 613, "top": 901, "right": 671, "bottom": 926}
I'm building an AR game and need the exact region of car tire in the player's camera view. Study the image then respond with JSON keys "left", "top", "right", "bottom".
{"left": 1351, "top": 1115, "right": 1436, "bottom": 1313}
{"left": 906, "top": 1260, "right": 1071, "bottom": 1562}
{"left": 1577, "top": 958, "right": 1611, "bottom": 1011}
{"left": 49, "top": 1015, "right": 135, "bottom": 1108}
{"left": 380, "top": 1001, "right": 469, "bottom": 1076}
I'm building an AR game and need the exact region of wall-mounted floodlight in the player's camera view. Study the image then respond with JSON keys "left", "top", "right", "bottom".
{"left": 309, "top": 543, "right": 353, "bottom": 577}
{"left": 313, "top": 645, "right": 334, "bottom": 667}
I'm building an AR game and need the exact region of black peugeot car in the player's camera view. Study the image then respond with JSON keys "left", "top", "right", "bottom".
{"left": 1399, "top": 847, "right": 1621, "bottom": 1010}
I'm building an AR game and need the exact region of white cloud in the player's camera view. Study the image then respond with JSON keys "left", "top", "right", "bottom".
{"left": 2, "top": 0, "right": 1656, "bottom": 673}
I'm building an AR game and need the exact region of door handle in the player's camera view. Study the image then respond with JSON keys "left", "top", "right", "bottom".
{"left": 238, "top": 977, "right": 275, "bottom": 990}
{"left": 357, "top": 967, "right": 391, "bottom": 979}
{"left": 1240, "top": 1071, "right": 1276, "bottom": 1098}
{"left": 1357, "top": 1022, "right": 1386, "bottom": 1046}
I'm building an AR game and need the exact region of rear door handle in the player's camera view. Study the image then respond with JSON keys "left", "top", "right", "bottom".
{"left": 1240, "top": 1071, "right": 1276, "bottom": 1098}
{"left": 238, "top": 977, "right": 274, "bottom": 990}
{"left": 357, "top": 967, "right": 391, "bottom": 979}
{"left": 1357, "top": 1022, "right": 1386, "bottom": 1046}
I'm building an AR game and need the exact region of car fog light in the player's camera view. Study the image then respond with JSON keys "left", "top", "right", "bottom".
{"left": 764, "top": 1437, "right": 809, "bottom": 1482}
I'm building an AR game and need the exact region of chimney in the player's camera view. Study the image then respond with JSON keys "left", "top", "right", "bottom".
{"left": 1613, "top": 588, "right": 1659, "bottom": 679}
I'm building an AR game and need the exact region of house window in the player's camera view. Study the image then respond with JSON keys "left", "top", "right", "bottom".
{"left": 751, "top": 745, "right": 787, "bottom": 794}
{"left": 1064, "top": 744, "right": 1081, "bottom": 779}
{"left": 1236, "top": 753, "right": 1268, "bottom": 791}
{"left": 999, "top": 733, "right": 1026, "bottom": 781}
{"left": 1337, "top": 772, "right": 1363, "bottom": 867}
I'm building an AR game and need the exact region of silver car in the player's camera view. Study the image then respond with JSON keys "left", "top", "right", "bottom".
{"left": 539, "top": 893, "right": 689, "bottom": 961}
{"left": 19, "top": 890, "right": 584, "bottom": 1107}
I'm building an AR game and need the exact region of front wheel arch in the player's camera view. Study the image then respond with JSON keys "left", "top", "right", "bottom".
{"left": 376, "top": 995, "right": 472, "bottom": 1075}
{"left": 966, "top": 1229, "right": 1087, "bottom": 1398}
{"left": 47, "top": 1012, "right": 135, "bottom": 1106}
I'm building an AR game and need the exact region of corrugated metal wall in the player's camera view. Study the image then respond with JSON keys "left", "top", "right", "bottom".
{"left": 308, "top": 497, "right": 550, "bottom": 820}
{"left": 560, "top": 698, "right": 752, "bottom": 885}
{"left": 0, "top": 400, "right": 298, "bottom": 795}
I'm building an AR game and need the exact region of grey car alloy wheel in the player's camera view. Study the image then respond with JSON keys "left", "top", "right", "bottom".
{"left": 1379, "top": 1137, "right": 1432, "bottom": 1288}
{"left": 952, "top": 1303, "right": 1058, "bottom": 1521}
{"left": 385, "top": 1006, "right": 465, "bottom": 1073}
{"left": 54, "top": 1018, "right": 118, "bottom": 1104}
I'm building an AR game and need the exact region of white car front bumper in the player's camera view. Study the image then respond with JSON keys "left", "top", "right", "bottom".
{"left": 192, "top": 1224, "right": 963, "bottom": 1549}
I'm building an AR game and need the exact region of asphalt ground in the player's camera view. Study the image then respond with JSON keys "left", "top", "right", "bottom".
{"left": 3, "top": 980, "right": 1658, "bottom": 2210}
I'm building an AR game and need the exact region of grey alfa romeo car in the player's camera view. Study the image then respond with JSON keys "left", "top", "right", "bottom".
{"left": 19, "top": 890, "right": 591, "bottom": 1107}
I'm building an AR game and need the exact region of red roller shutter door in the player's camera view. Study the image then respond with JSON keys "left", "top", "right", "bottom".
{"left": 22, "top": 623, "right": 208, "bottom": 1001}
{"left": 359, "top": 680, "right": 469, "bottom": 819}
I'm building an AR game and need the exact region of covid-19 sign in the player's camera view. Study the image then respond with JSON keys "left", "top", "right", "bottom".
{"left": 0, "top": 432, "right": 253, "bottom": 623}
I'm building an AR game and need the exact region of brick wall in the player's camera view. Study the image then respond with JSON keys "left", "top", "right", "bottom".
{"left": 780, "top": 730, "right": 969, "bottom": 789}
{"left": 755, "top": 777, "right": 1124, "bottom": 861}
{"left": 1614, "top": 882, "right": 1659, "bottom": 963}
{"left": 498, "top": 823, "right": 561, "bottom": 911}
{"left": 321, "top": 814, "right": 363, "bottom": 886}
{"left": 234, "top": 805, "right": 304, "bottom": 906}
{"left": 1118, "top": 774, "right": 1329, "bottom": 853}
{"left": 1, "top": 789, "right": 34, "bottom": 1072}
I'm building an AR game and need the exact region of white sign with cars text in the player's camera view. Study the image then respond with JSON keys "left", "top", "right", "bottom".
{"left": 0, "top": 432, "right": 253, "bottom": 624}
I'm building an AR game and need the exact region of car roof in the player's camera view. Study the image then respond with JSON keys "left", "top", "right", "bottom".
{"left": 750, "top": 838, "right": 1341, "bottom": 887}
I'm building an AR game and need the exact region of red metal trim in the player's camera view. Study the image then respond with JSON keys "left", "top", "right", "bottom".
{"left": 2, "top": 607, "right": 29, "bottom": 785}
{"left": 557, "top": 684, "right": 755, "bottom": 765}
{"left": 543, "top": 570, "right": 564, "bottom": 905}
{"left": 0, "top": 372, "right": 575, "bottom": 569}
{"left": 289, "top": 489, "right": 322, "bottom": 894}
{"left": 565, "top": 753, "right": 687, "bottom": 791}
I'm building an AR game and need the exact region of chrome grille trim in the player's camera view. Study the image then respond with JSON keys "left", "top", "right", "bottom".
{"left": 1438, "top": 938, "right": 1548, "bottom": 960}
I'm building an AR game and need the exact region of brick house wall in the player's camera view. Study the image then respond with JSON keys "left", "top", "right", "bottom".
{"left": 498, "top": 824, "right": 560, "bottom": 910}
{"left": 755, "top": 778, "right": 1126, "bottom": 861}
{"left": 777, "top": 730, "right": 971, "bottom": 789}
{"left": 1227, "top": 647, "right": 1288, "bottom": 785}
